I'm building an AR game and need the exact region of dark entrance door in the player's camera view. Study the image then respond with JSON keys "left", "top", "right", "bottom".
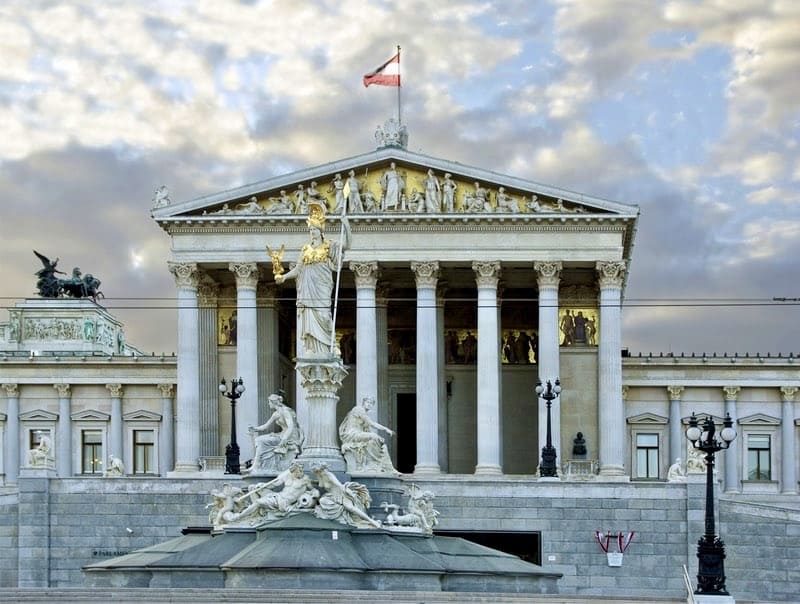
{"left": 396, "top": 392, "right": 417, "bottom": 473}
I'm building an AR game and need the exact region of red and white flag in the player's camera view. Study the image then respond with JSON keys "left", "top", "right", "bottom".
{"left": 363, "top": 52, "right": 400, "bottom": 87}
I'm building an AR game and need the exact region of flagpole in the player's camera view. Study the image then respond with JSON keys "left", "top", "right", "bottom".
{"left": 397, "top": 45, "right": 402, "bottom": 125}
{"left": 330, "top": 200, "right": 348, "bottom": 355}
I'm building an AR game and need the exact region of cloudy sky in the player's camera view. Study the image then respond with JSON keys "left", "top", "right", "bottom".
{"left": 1, "top": 0, "right": 798, "bottom": 355}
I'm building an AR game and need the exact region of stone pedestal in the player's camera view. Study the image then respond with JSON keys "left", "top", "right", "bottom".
{"left": 296, "top": 356, "right": 348, "bottom": 473}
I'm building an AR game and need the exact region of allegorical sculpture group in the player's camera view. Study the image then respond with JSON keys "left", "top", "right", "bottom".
{"left": 33, "top": 250, "right": 103, "bottom": 301}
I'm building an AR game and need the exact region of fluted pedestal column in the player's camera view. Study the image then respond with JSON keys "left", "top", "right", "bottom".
{"left": 158, "top": 384, "right": 175, "bottom": 475}
{"left": 376, "top": 285, "right": 390, "bottom": 443}
{"left": 3, "top": 384, "right": 20, "bottom": 484}
{"left": 667, "top": 386, "right": 685, "bottom": 468}
{"left": 106, "top": 383, "right": 124, "bottom": 468}
{"left": 296, "top": 357, "right": 348, "bottom": 472}
{"left": 258, "top": 285, "right": 281, "bottom": 421}
{"left": 723, "top": 386, "right": 740, "bottom": 493}
{"left": 54, "top": 384, "right": 71, "bottom": 477}
{"left": 474, "top": 261, "right": 503, "bottom": 475}
{"left": 229, "top": 263, "right": 260, "bottom": 462}
{"left": 534, "top": 262, "right": 562, "bottom": 473}
{"left": 168, "top": 262, "right": 200, "bottom": 473}
{"left": 780, "top": 386, "right": 798, "bottom": 494}
{"left": 412, "top": 261, "right": 440, "bottom": 474}
{"left": 351, "top": 262, "right": 379, "bottom": 418}
{"left": 597, "top": 261, "right": 627, "bottom": 478}
{"left": 197, "top": 278, "right": 220, "bottom": 456}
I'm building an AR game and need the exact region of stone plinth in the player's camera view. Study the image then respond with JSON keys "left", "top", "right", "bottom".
{"left": 296, "top": 356, "right": 348, "bottom": 473}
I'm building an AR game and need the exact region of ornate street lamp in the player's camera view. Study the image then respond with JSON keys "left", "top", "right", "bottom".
{"left": 536, "top": 378, "right": 561, "bottom": 478}
{"left": 219, "top": 377, "right": 245, "bottom": 475}
{"left": 685, "top": 412, "right": 737, "bottom": 596}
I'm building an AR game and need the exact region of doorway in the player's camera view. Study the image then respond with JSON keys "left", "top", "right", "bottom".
{"left": 396, "top": 392, "right": 417, "bottom": 473}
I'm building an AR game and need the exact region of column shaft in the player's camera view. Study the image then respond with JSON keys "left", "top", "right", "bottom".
{"left": 668, "top": 386, "right": 685, "bottom": 468}
{"left": 258, "top": 286, "right": 281, "bottom": 422}
{"left": 351, "top": 262, "right": 379, "bottom": 417}
{"left": 159, "top": 384, "right": 175, "bottom": 475}
{"left": 56, "top": 388, "right": 71, "bottom": 477}
{"left": 723, "top": 387, "right": 740, "bottom": 493}
{"left": 197, "top": 280, "right": 219, "bottom": 456}
{"left": 535, "top": 262, "right": 561, "bottom": 471}
{"left": 781, "top": 387, "right": 798, "bottom": 494}
{"left": 4, "top": 385, "right": 20, "bottom": 484}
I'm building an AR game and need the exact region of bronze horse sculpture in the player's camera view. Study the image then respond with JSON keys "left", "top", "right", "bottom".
{"left": 33, "top": 251, "right": 104, "bottom": 302}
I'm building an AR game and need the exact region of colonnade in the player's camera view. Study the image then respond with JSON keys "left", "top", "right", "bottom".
{"left": 168, "top": 259, "right": 628, "bottom": 476}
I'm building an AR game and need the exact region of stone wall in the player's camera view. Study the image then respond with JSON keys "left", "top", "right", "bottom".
{"left": 0, "top": 476, "right": 797, "bottom": 601}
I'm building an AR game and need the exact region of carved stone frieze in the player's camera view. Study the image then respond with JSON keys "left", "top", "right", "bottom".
{"left": 472, "top": 261, "right": 501, "bottom": 289}
{"left": 722, "top": 386, "right": 741, "bottom": 401}
{"left": 229, "top": 262, "right": 260, "bottom": 290}
{"left": 106, "top": 383, "right": 124, "bottom": 398}
{"left": 168, "top": 262, "right": 199, "bottom": 290}
{"left": 596, "top": 261, "right": 627, "bottom": 288}
{"left": 157, "top": 383, "right": 175, "bottom": 398}
{"left": 53, "top": 383, "right": 71, "bottom": 398}
{"left": 533, "top": 261, "right": 562, "bottom": 288}
{"left": 23, "top": 318, "right": 84, "bottom": 341}
{"left": 2, "top": 383, "right": 20, "bottom": 398}
{"left": 667, "top": 386, "right": 685, "bottom": 401}
{"left": 411, "top": 261, "right": 439, "bottom": 289}
{"left": 780, "top": 386, "right": 798, "bottom": 402}
{"left": 350, "top": 262, "right": 380, "bottom": 289}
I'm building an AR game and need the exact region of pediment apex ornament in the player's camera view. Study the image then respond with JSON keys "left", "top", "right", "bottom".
{"left": 534, "top": 261, "right": 562, "bottom": 288}
{"left": 152, "top": 185, "right": 171, "bottom": 208}
{"left": 168, "top": 262, "right": 199, "bottom": 289}
{"left": 596, "top": 261, "right": 627, "bottom": 288}
{"left": 375, "top": 118, "right": 408, "bottom": 149}
{"left": 53, "top": 383, "right": 71, "bottom": 398}
{"left": 350, "top": 261, "right": 380, "bottom": 288}
{"left": 722, "top": 385, "right": 741, "bottom": 401}
{"left": 2, "top": 383, "right": 20, "bottom": 398}
{"left": 411, "top": 261, "right": 440, "bottom": 289}
{"left": 106, "top": 383, "right": 124, "bottom": 398}
{"left": 472, "top": 261, "right": 501, "bottom": 288}
{"left": 667, "top": 385, "right": 685, "bottom": 400}
{"left": 780, "top": 386, "right": 798, "bottom": 402}
{"left": 229, "top": 262, "right": 260, "bottom": 290}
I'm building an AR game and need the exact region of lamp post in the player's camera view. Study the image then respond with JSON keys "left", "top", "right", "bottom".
{"left": 685, "top": 412, "right": 737, "bottom": 596}
{"left": 219, "top": 377, "right": 245, "bottom": 475}
{"left": 536, "top": 378, "right": 561, "bottom": 478}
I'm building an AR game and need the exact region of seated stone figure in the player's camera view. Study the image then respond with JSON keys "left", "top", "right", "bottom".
{"left": 667, "top": 458, "right": 686, "bottom": 482}
{"left": 103, "top": 454, "right": 125, "bottom": 477}
{"left": 28, "top": 433, "right": 54, "bottom": 468}
{"left": 339, "top": 397, "right": 397, "bottom": 474}
{"left": 246, "top": 393, "right": 304, "bottom": 475}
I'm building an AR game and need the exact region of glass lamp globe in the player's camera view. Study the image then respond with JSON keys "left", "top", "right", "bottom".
{"left": 535, "top": 382, "right": 543, "bottom": 396}
{"left": 686, "top": 426, "right": 702, "bottom": 442}
{"left": 235, "top": 383, "right": 245, "bottom": 394}
{"left": 218, "top": 382, "right": 227, "bottom": 393}
{"left": 553, "top": 383, "right": 562, "bottom": 395}
{"left": 720, "top": 426, "right": 737, "bottom": 443}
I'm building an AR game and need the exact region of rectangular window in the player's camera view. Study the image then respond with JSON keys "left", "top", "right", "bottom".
{"left": 636, "top": 433, "right": 659, "bottom": 478}
{"left": 133, "top": 430, "right": 155, "bottom": 474}
{"left": 747, "top": 434, "right": 771, "bottom": 481}
{"left": 81, "top": 430, "right": 103, "bottom": 474}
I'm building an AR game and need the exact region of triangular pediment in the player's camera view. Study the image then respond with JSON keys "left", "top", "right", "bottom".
{"left": 71, "top": 409, "right": 111, "bottom": 421}
{"left": 123, "top": 409, "right": 162, "bottom": 422}
{"left": 20, "top": 409, "right": 59, "bottom": 421}
{"left": 738, "top": 413, "right": 780, "bottom": 426}
{"left": 626, "top": 413, "right": 668, "bottom": 425}
{"left": 153, "top": 147, "right": 638, "bottom": 222}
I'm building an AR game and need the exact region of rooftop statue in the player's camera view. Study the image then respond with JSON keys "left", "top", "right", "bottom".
{"left": 374, "top": 117, "right": 408, "bottom": 149}
{"left": 33, "top": 250, "right": 103, "bottom": 302}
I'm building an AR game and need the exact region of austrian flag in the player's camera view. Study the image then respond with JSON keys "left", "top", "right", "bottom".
{"left": 363, "top": 52, "right": 400, "bottom": 87}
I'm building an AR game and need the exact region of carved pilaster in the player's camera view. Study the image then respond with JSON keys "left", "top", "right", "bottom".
{"left": 376, "top": 283, "right": 391, "bottom": 307}
{"left": 473, "top": 261, "right": 501, "bottom": 289}
{"left": 780, "top": 386, "right": 798, "bottom": 402}
{"left": 534, "top": 261, "right": 562, "bottom": 288}
{"left": 168, "top": 262, "right": 199, "bottom": 289}
{"left": 722, "top": 386, "right": 741, "bottom": 401}
{"left": 157, "top": 383, "right": 175, "bottom": 398}
{"left": 197, "top": 277, "right": 219, "bottom": 308}
{"left": 2, "top": 383, "right": 19, "bottom": 398}
{"left": 667, "top": 385, "right": 685, "bottom": 401}
{"left": 229, "top": 262, "right": 260, "bottom": 290}
{"left": 621, "top": 385, "right": 629, "bottom": 400}
{"left": 53, "top": 383, "right": 71, "bottom": 398}
{"left": 596, "top": 261, "right": 627, "bottom": 288}
{"left": 411, "top": 261, "right": 439, "bottom": 289}
{"left": 350, "top": 261, "right": 380, "bottom": 288}
{"left": 106, "top": 383, "right": 123, "bottom": 398}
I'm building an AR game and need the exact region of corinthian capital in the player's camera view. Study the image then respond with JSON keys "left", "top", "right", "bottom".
{"left": 350, "top": 261, "right": 380, "bottom": 288}
{"left": 534, "top": 261, "right": 562, "bottom": 288}
{"left": 168, "top": 262, "right": 199, "bottom": 289}
{"left": 666, "top": 385, "right": 685, "bottom": 401}
{"left": 229, "top": 262, "right": 260, "bottom": 290}
{"left": 780, "top": 386, "right": 798, "bottom": 402}
{"left": 411, "top": 261, "right": 439, "bottom": 289}
{"left": 2, "top": 383, "right": 19, "bottom": 398}
{"left": 157, "top": 383, "right": 175, "bottom": 398}
{"left": 473, "top": 261, "right": 501, "bottom": 289}
{"left": 53, "top": 383, "right": 71, "bottom": 398}
{"left": 596, "top": 261, "right": 627, "bottom": 288}
{"left": 722, "top": 386, "right": 740, "bottom": 401}
{"left": 106, "top": 383, "right": 124, "bottom": 398}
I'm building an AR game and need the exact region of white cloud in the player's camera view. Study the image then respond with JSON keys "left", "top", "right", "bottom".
{"left": 746, "top": 185, "right": 800, "bottom": 204}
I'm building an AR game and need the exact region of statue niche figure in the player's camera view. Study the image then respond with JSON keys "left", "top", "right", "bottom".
{"left": 339, "top": 396, "right": 397, "bottom": 474}
{"left": 572, "top": 432, "right": 587, "bottom": 459}
{"left": 274, "top": 202, "right": 351, "bottom": 358}
{"left": 246, "top": 393, "right": 304, "bottom": 475}
{"left": 28, "top": 432, "right": 54, "bottom": 468}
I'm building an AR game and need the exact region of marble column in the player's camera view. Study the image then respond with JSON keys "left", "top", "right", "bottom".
{"left": 411, "top": 261, "right": 440, "bottom": 474}
{"left": 723, "top": 386, "right": 740, "bottom": 493}
{"left": 597, "top": 260, "right": 627, "bottom": 477}
{"left": 351, "top": 261, "right": 380, "bottom": 419}
{"left": 54, "top": 383, "right": 71, "bottom": 477}
{"left": 197, "top": 277, "right": 220, "bottom": 456}
{"left": 780, "top": 386, "right": 798, "bottom": 494}
{"left": 376, "top": 284, "right": 391, "bottom": 446}
{"left": 229, "top": 262, "right": 260, "bottom": 462}
{"left": 168, "top": 262, "right": 200, "bottom": 473}
{"left": 437, "top": 284, "right": 449, "bottom": 473}
{"left": 474, "top": 261, "right": 503, "bottom": 475}
{"left": 258, "top": 284, "right": 281, "bottom": 421}
{"left": 158, "top": 384, "right": 175, "bottom": 475}
{"left": 534, "top": 261, "right": 562, "bottom": 470}
{"left": 106, "top": 383, "right": 124, "bottom": 468}
{"left": 667, "top": 386, "right": 685, "bottom": 469}
{"left": 2, "top": 384, "right": 20, "bottom": 484}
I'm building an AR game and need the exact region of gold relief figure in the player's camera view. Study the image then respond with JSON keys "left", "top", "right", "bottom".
{"left": 266, "top": 244, "right": 285, "bottom": 277}
{"left": 559, "top": 308, "right": 598, "bottom": 346}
